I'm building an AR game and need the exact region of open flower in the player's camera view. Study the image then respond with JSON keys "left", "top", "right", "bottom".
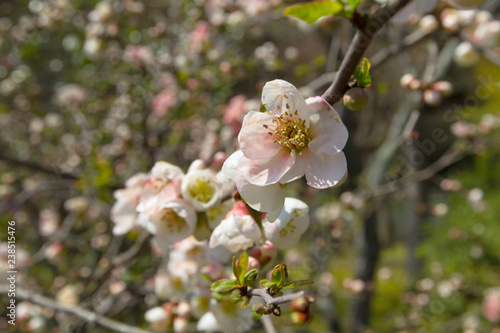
{"left": 262, "top": 198, "right": 309, "bottom": 249}
{"left": 209, "top": 201, "right": 262, "bottom": 252}
{"left": 181, "top": 169, "right": 222, "bottom": 211}
{"left": 140, "top": 199, "right": 197, "bottom": 251}
{"left": 223, "top": 79, "right": 348, "bottom": 218}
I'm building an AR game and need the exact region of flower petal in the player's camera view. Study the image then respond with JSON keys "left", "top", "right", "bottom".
{"left": 279, "top": 150, "right": 304, "bottom": 184}
{"left": 235, "top": 171, "right": 285, "bottom": 216}
{"left": 262, "top": 80, "right": 310, "bottom": 124}
{"left": 238, "top": 149, "right": 294, "bottom": 185}
{"left": 238, "top": 111, "right": 281, "bottom": 160}
{"left": 302, "top": 150, "right": 348, "bottom": 189}
{"left": 307, "top": 96, "right": 348, "bottom": 155}
{"left": 221, "top": 150, "right": 243, "bottom": 180}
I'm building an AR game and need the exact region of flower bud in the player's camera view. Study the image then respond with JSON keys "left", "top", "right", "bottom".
{"left": 423, "top": 89, "right": 442, "bottom": 107}
{"left": 291, "top": 311, "right": 311, "bottom": 325}
{"left": 343, "top": 87, "right": 368, "bottom": 111}
{"left": 400, "top": 73, "right": 416, "bottom": 88}
{"left": 449, "top": 0, "right": 487, "bottom": 9}
{"left": 290, "top": 297, "right": 310, "bottom": 313}
{"left": 145, "top": 307, "right": 169, "bottom": 332}
{"left": 432, "top": 81, "right": 453, "bottom": 97}
{"left": 419, "top": 15, "right": 439, "bottom": 34}
{"left": 454, "top": 41, "right": 480, "bottom": 68}
{"left": 441, "top": 9, "right": 460, "bottom": 32}
{"left": 173, "top": 316, "right": 189, "bottom": 333}
{"left": 474, "top": 21, "right": 500, "bottom": 48}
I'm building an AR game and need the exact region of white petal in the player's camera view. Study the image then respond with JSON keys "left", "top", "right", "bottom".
{"left": 238, "top": 149, "right": 294, "bottom": 186}
{"left": 221, "top": 150, "right": 244, "bottom": 180}
{"left": 197, "top": 312, "right": 220, "bottom": 332}
{"left": 238, "top": 111, "right": 281, "bottom": 160}
{"left": 262, "top": 80, "right": 310, "bottom": 124}
{"left": 279, "top": 150, "right": 305, "bottom": 183}
{"left": 302, "top": 150, "right": 348, "bottom": 189}
{"left": 235, "top": 171, "right": 285, "bottom": 215}
{"left": 307, "top": 96, "right": 348, "bottom": 155}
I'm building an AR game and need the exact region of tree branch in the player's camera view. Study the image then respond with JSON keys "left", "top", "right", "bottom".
{"left": 322, "top": 0, "right": 413, "bottom": 105}
{"left": 0, "top": 152, "right": 78, "bottom": 180}
{"left": 248, "top": 288, "right": 306, "bottom": 306}
{"left": 0, "top": 285, "right": 152, "bottom": 333}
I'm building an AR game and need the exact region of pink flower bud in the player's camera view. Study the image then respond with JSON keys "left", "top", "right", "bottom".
{"left": 432, "top": 81, "right": 453, "bottom": 97}
{"left": 400, "top": 73, "right": 416, "bottom": 88}
{"left": 419, "top": 15, "right": 439, "bottom": 34}
{"left": 173, "top": 316, "right": 189, "bottom": 333}
{"left": 483, "top": 288, "right": 500, "bottom": 322}
{"left": 454, "top": 41, "right": 480, "bottom": 68}
{"left": 249, "top": 240, "right": 278, "bottom": 266}
{"left": 343, "top": 87, "right": 369, "bottom": 111}
{"left": 176, "top": 301, "right": 191, "bottom": 317}
{"left": 441, "top": 9, "right": 460, "bottom": 32}
{"left": 473, "top": 21, "right": 500, "bottom": 48}
{"left": 423, "top": 89, "right": 442, "bottom": 106}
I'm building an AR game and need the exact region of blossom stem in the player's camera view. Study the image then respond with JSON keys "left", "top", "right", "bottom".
{"left": 322, "top": 0, "right": 413, "bottom": 105}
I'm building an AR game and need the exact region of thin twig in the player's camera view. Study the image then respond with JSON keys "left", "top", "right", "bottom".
{"left": 0, "top": 285, "right": 152, "bottom": 333}
{"left": 322, "top": 0, "right": 413, "bottom": 105}
{"left": 248, "top": 288, "right": 306, "bottom": 306}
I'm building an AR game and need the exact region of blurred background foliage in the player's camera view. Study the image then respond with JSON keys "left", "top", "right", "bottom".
{"left": 0, "top": 0, "right": 500, "bottom": 332}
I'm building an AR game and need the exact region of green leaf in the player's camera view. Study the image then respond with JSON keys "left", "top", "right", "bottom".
{"left": 244, "top": 269, "right": 259, "bottom": 285}
{"left": 283, "top": 0, "right": 343, "bottom": 24}
{"left": 210, "top": 279, "right": 240, "bottom": 293}
{"left": 259, "top": 279, "right": 277, "bottom": 289}
{"left": 353, "top": 57, "right": 372, "bottom": 88}
{"left": 234, "top": 252, "right": 248, "bottom": 285}
{"left": 252, "top": 304, "right": 269, "bottom": 319}
{"left": 272, "top": 264, "right": 288, "bottom": 288}
{"left": 281, "top": 280, "right": 315, "bottom": 290}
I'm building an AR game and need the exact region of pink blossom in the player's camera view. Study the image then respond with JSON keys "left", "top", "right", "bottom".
{"left": 153, "top": 88, "right": 177, "bottom": 116}
{"left": 209, "top": 201, "right": 262, "bottom": 252}
{"left": 222, "top": 94, "right": 247, "bottom": 134}
{"left": 223, "top": 79, "right": 348, "bottom": 218}
{"left": 483, "top": 288, "right": 500, "bottom": 322}
{"left": 190, "top": 21, "right": 210, "bottom": 54}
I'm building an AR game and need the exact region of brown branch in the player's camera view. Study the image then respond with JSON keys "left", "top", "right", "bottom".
{"left": 322, "top": 0, "right": 413, "bottom": 105}
{"left": 0, "top": 152, "right": 78, "bottom": 180}
{"left": 248, "top": 288, "right": 306, "bottom": 306}
{"left": 0, "top": 285, "right": 152, "bottom": 333}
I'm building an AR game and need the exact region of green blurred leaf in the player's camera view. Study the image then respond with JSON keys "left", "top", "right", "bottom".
{"left": 283, "top": 0, "right": 343, "bottom": 24}
{"left": 244, "top": 268, "right": 259, "bottom": 285}
{"left": 234, "top": 252, "right": 249, "bottom": 285}
{"left": 210, "top": 279, "right": 240, "bottom": 293}
{"left": 354, "top": 57, "right": 371, "bottom": 88}
{"left": 272, "top": 264, "right": 288, "bottom": 288}
{"left": 259, "top": 279, "right": 277, "bottom": 289}
{"left": 281, "top": 280, "right": 315, "bottom": 290}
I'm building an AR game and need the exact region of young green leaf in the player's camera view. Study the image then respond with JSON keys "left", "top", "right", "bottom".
{"left": 353, "top": 58, "right": 371, "bottom": 88}
{"left": 283, "top": 0, "right": 343, "bottom": 24}
{"left": 234, "top": 252, "right": 249, "bottom": 285}
{"left": 259, "top": 279, "right": 277, "bottom": 289}
{"left": 252, "top": 304, "right": 269, "bottom": 320}
{"left": 244, "top": 268, "right": 259, "bottom": 285}
{"left": 210, "top": 279, "right": 240, "bottom": 293}
{"left": 281, "top": 280, "right": 315, "bottom": 290}
{"left": 271, "top": 264, "right": 288, "bottom": 288}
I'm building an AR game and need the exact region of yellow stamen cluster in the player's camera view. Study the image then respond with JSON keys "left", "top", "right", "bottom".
{"left": 279, "top": 220, "right": 297, "bottom": 238}
{"left": 264, "top": 110, "right": 310, "bottom": 152}
{"left": 187, "top": 176, "right": 216, "bottom": 203}
{"left": 161, "top": 208, "right": 187, "bottom": 233}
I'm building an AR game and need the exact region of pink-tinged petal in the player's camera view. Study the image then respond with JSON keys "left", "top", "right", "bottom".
{"left": 221, "top": 150, "right": 243, "bottom": 180}
{"left": 262, "top": 80, "right": 310, "bottom": 122}
{"left": 279, "top": 151, "right": 305, "bottom": 184}
{"left": 238, "top": 149, "right": 294, "bottom": 186}
{"left": 238, "top": 111, "right": 281, "bottom": 160}
{"left": 235, "top": 171, "right": 285, "bottom": 215}
{"left": 302, "top": 150, "right": 348, "bottom": 189}
{"left": 306, "top": 96, "right": 348, "bottom": 155}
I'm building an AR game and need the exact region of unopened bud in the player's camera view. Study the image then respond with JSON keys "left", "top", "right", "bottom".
{"left": 408, "top": 78, "right": 424, "bottom": 91}
{"left": 454, "top": 41, "right": 480, "bottom": 68}
{"left": 432, "top": 81, "right": 453, "bottom": 97}
{"left": 423, "top": 89, "right": 442, "bottom": 107}
{"left": 474, "top": 21, "right": 500, "bottom": 48}
{"left": 419, "top": 15, "right": 439, "bottom": 34}
{"left": 291, "top": 311, "right": 311, "bottom": 325}
{"left": 400, "top": 73, "right": 416, "bottom": 88}
{"left": 343, "top": 87, "right": 368, "bottom": 111}
{"left": 290, "top": 297, "right": 309, "bottom": 313}
{"left": 441, "top": 9, "right": 460, "bottom": 32}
